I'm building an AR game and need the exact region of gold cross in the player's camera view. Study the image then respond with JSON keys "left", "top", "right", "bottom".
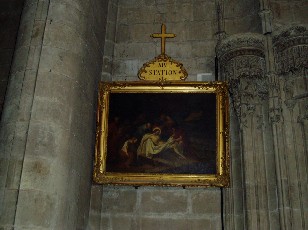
{"left": 151, "top": 24, "right": 176, "bottom": 55}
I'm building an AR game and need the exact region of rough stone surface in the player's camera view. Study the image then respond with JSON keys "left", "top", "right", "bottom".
{"left": 140, "top": 189, "right": 187, "bottom": 213}
{"left": 191, "top": 189, "right": 221, "bottom": 214}
{"left": 102, "top": 187, "right": 137, "bottom": 213}
{"left": 99, "top": 186, "right": 221, "bottom": 230}
{"left": 270, "top": 0, "right": 308, "bottom": 30}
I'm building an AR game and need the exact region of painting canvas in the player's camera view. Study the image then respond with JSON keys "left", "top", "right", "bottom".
{"left": 93, "top": 81, "right": 230, "bottom": 187}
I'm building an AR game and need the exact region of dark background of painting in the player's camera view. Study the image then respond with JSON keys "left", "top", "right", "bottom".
{"left": 107, "top": 92, "right": 217, "bottom": 174}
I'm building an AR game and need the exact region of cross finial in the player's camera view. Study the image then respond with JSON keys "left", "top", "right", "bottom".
{"left": 151, "top": 24, "right": 176, "bottom": 55}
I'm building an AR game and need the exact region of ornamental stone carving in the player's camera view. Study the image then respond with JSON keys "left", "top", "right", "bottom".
{"left": 273, "top": 25, "right": 308, "bottom": 76}
{"left": 217, "top": 33, "right": 265, "bottom": 66}
{"left": 216, "top": 33, "right": 266, "bottom": 127}
{"left": 273, "top": 25, "right": 308, "bottom": 115}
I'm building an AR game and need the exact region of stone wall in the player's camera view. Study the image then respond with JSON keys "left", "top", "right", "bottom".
{"left": 103, "top": 0, "right": 263, "bottom": 82}
{"left": 91, "top": 0, "right": 265, "bottom": 230}
{"left": 224, "top": 0, "right": 262, "bottom": 34}
{"left": 109, "top": 0, "right": 219, "bottom": 80}
{"left": 100, "top": 186, "right": 221, "bottom": 230}
{"left": 89, "top": 185, "right": 222, "bottom": 230}
{"left": 270, "top": 0, "right": 308, "bottom": 30}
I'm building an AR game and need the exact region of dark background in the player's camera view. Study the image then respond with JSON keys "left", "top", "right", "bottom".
{"left": 108, "top": 93, "right": 216, "bottom": 137}
{"left": 107, "top": 92, "right": 217, "bottom": 174}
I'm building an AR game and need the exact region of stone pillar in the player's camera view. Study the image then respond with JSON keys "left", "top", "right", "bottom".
{"left": 0, "top": 0, "right": 108, "bottom": 229}
{"left": 0, "top": 0, "right": 50, "bottom": 226}
{"left": 222, "top": 110, "right": 245, "bottom": 230}
{"left": 0, "top": 0, "right": 25, "bottom": 116}
{"left": 271, "top": 25, "right": 308, "bottom": 230}
{"left": 217, "top": 33, "right": 280, "bottom": 230}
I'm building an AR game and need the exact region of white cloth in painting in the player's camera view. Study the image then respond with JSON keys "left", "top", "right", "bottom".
{"left": 137, "top": 133, "right": 172, "bottom": 159}
{"left": 167, "top": 136, "right": 185, "bottom": 159}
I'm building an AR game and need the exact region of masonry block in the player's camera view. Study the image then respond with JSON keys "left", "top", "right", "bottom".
{"left": 111, "top": 216, "right": 137, "bottom": 230}
{"left": 193, "top": 1, "right": 215, "bottom": 21}
{"left": 191, "top": 189, "right": 221, "bottom": 214}
{"left": 15, "top": 189, "right": 57, "bottom": 228}
{"left": 116, "top": 24, "right": 130, "bottom": 43}
{"left": 0, "top": 189, "right": 18, "bottom": 226}
{"left": 140, "top": 189, "right": 187, "bottom": 214}
{"left": 102, "top": 188, "right": 137, "bottom": 213}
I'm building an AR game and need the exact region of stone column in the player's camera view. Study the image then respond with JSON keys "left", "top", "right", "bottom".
{"left": 0, "top": 0, "right": 25, "bottom": 116}
{"left": 217, "top": 33, "right": 280, "bottom": 230}
{"left": 222, "top": 109, "right": 245, "bottom": 230}
{"left": 0, "top": 1, "right": 51, "bottom": 226}
{"left": 0, "top": 0, "right": 108, "bottom": 229}
{"left": 271, "top": 25, "right": 308, "bottom": 230}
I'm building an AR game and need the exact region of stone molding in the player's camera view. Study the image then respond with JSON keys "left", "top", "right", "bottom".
{"left": 268, "top": 73, "right": 283, "bottom": 123}
{"left": 259, "top": 9, "right": 273, "bottom": 34}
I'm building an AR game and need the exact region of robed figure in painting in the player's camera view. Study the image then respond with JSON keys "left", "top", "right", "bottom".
{"left": 137, "top": 127, "right": 186, "bottom": 160}
{"left": 137, "top": 127, "right": 170, "bottom": 159}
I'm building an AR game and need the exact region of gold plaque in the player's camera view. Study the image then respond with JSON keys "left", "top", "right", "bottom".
{"left": 138, "top": 54, "right": 187, "bottom": 81}
{"left": 138, "top": 24, "right": 188, "bottom": 81}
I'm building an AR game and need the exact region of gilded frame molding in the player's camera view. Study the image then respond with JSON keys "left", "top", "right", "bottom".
{"left": 93, "top": 81, "right": 230, "bottom": 187}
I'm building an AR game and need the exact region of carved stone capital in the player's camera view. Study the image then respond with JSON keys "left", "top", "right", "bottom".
{"left": 217, "top": 34, "right": 267, "bottom": 126}
{"left": 273, "top": 25, "right": 308, "bottom": 76}
{"left": 216, "top": 33, "right": 266, "bottom": 83}
{"left": 217, "top": 33, "right": 265, "bottom": 66}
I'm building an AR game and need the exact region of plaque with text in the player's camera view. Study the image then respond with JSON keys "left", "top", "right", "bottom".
{"left": 138, "top": 54, "right": 187, "bottom": 81}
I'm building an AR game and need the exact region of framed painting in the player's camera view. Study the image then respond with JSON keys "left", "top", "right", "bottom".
{"left": 93, "top": 81, "right": 230, "bottom": 187}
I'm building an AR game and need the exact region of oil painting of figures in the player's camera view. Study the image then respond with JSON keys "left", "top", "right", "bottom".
{"left": 106, "top": 93, "right": 217, "bottom": 175}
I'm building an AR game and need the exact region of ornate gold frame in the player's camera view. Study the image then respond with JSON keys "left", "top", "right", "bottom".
{"left": 93, "top": 81, "right": 230, "bottom": 187}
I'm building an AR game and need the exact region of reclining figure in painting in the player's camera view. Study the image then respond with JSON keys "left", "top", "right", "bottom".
{"left": 137, "top": 127, "right": 186, "bottom": 160}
